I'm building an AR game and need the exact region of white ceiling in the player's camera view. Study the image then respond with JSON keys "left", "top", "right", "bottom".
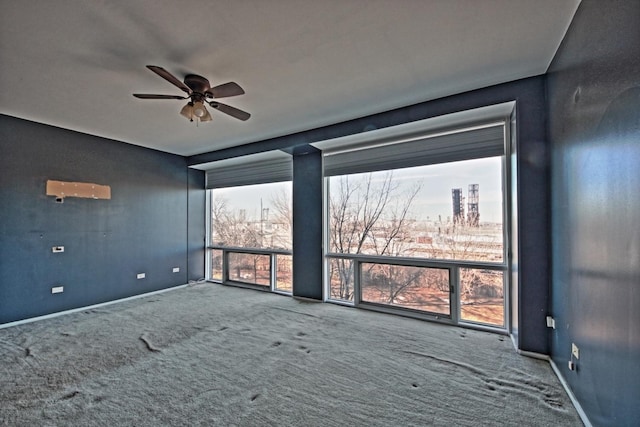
{"left": 0, "top": 0, "right": 579, "bottom": 157}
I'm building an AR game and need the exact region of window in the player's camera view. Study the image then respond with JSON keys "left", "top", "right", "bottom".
{"left": 209, "top": 181, "right": 292, "bottom": 291}
{"left": 203, "top": 151, "right": 293, "bottom": 293}
{"left": 320, "top": 104, "right": 513, "bottom": 330}
{"left": 328, "top": 158, "right": 504, "bottom": 263}
{"left": 211, "top": 182, "right": 292, "bottom": 251}
{"left": 326, "top": 158, "right": 505, "bottom": 327}
{"left": 360, "top": 263, "right": 451, "bottom": 316}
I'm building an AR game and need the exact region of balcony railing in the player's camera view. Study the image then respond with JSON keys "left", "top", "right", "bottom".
{"left": 326, "top": 253, "right": 507, "bottom": 329}
{"left": 208, "top": 246, "right": 292, "bottom": 294}
{"left": 207, "top": 246, "right": 506, "bottom": 330}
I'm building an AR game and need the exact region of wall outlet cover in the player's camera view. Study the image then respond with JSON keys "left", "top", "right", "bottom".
{"left": 137, "top": 273, "right": 146, "bottom": 279}
{"left": 51, "top": 286, "right": 64, "bottom": 294}
{"left": 546, "top": 316, "right": 555, "bottom": 329}
{"left": 172, "top": 267, "right": 180, "bottom": 273}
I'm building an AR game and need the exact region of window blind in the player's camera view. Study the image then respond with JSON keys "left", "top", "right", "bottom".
{"left": 205, "top": 155, "right": 292, "bottom": 189}
{"left": 323, "top": 124, "right": 504, "bottom": 176}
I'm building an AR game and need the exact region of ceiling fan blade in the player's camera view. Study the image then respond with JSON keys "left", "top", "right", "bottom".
{"left": 209, "top": 82, "right": 245, "bottom": 98}
{"left": 146, "top": 65, "right": 191, "bottom": 94}
{"left": 133, "top": 94, "right": 187, "bottom": 99}
{"left": 209, "top": 101, "right": 251, "bottom": 121}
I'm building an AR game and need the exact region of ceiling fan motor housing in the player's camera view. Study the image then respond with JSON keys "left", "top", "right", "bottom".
{"left": 184, "top": 74, "right": 213, "bottom": 99}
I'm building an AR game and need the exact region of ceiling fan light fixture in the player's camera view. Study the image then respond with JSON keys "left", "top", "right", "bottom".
{"left": 193, "top": 101, "right": 207, "bottom": 118}
{"left": 193, "top": 101, "right": 213, "bottom": 122}
{"left": 180, "top": 102, "right": 194, "bottom": 121}
{"left": 199, "top": 107, "right": 213, "bottom": 122}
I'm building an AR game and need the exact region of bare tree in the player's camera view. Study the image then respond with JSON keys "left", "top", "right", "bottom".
{"left": 269, "top": 187, "right": 293, "bottom": 250}
{"left": 362, "top": 265, "right": 449, "bottom": 312}
{"left": 211, "top": 195, "right": 262, "bottom": 248}
{"left": 329, "top": 172, "right": 423, "bottom": 302}
{"left": 211, "top": 195, "right": 265, "bottom": 283}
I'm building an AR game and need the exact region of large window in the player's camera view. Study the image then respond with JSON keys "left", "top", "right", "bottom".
{"left": 202, "top": 104, "right": 513, "bottom": 331}
{"left": 322, "top": 116, "right": 510, "bottom": 330}
{"left": 328, "top": 158, "right": 503, "bottom": 262}
{"left": 209, "top": 182, "right": 292, "bottom": 291}
{"left": 204, "top": 150, "right": 293, "bottom": 294}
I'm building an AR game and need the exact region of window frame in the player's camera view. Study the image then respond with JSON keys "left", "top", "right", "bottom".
{"left": 319, "top": 102, "right": 515, "bottom": 333}
{"left": 203, "top": 152, "right": 294, "bottom": 295}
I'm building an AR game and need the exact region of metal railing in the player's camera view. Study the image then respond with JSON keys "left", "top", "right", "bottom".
{"left": 207, "top": 246, "right": 507, "bottom": 331}
{"left": 325, "top": 252, "right": 507, "bottom": 330}
{"left": 208, "top": 246, "right": 293, "bottom": 294}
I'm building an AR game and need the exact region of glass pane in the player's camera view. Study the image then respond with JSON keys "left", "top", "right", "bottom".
{"left": 328, "top": 157, "right": 503, "bottom": 262}
{"left": 460, "top": 268, "right": 504, "bottom": 327}
{"left": 210, "top": 249, "right": 223, "bottom": 281}
{"left": 228, "top": 252, "right": 271, "bottom": 287}
{"left": 361, "top": 263, "right": 450, "bottom": 316}
{"left": 328, "top": 258, "right": 355, "bottom": 302}
{"left": 211, "top": 182, "right": 292, "bottom": 251}
{"left": 275, "top": 254, "right": 292, "bottom": 292}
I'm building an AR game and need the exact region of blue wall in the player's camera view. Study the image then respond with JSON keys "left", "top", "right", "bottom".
{"left": 0, "top": 115, "right": 205, "bottom": 324}
{"left": 292, "top": 146, "right": 323, "bottom": 300}
{"left": 547, "top": 1, "right": 640, "bottom": 425}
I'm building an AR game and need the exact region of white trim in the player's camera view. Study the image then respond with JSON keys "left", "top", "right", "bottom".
{"left": 502, "top": 118, "right": 511, "bottom": 333}
{"left": 510, "top": 332, "right": 519, "bottom": 350}
{"left": 512, "top": 344, "right": 591, "bottom": 427}
{"left": 550, "top": 358, "right": 592, "bottom": 427}
{"left": 205, "top": 189, "right": 212, "bottom": 280}
{"left": 517, "top": 349, "right": 550, "bottom": 360}
{"left": 322, "top": 161, "right": 330, "bottom": 302}
{"left": 0, "top": 284, "right": 190, "bottom": 330}
{"left": 292, "top": 295, "right": 323, "bottom": 303}
{"left": 312, "top": 101, "right": 516, "bottom": 153}
{"left": 190, "top": 150, "right": 291, "bottom": 171}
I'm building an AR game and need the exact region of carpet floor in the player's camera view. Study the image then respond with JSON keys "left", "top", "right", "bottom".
{"left": 0, "top": 283, "right": 582, "bottom": 426}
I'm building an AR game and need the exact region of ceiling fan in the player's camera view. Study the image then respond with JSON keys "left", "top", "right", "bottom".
{"left": 133, "top": 65, "right": 250, "bottom": 123}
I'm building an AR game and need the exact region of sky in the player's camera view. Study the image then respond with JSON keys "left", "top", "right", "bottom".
{"left": 212, "top": 156, "right": 504, "bottom": 224}
{"left": 214, "top": 181, "right": 291, "bottom": 221}
{"left": 383, "top": 157, "right": 504, "bottom": 223}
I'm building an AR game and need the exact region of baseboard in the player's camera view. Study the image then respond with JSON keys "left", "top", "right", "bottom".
{"left": 509, "top": 333, "right": 549, "bottom": 360}
{"left": 549, "top": 358, "right": 592, "bottom": 427}
{"left": 0, "top": 284, "right": 190, "bottom": 330}
{"left": 293, "top": 295, "right": 323, "bottom": 303}
{"left": 517, "top": 348, "right": 550, "bottom": 360}
{"left": 510, "top": 345, "right": 590, "bottom": 426}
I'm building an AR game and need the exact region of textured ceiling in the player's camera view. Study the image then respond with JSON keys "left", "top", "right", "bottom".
{"left": 0, "top": 0, "right": 579, "bottom": 157}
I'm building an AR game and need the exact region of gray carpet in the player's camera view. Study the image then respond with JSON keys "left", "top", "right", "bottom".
{"left": 0, "top": 283, "right": 581, "bottom": 426}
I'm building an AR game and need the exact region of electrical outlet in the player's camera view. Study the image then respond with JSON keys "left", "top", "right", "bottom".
{"left": 137, "top": 273, "right": 146, "bottom": 279}
{"left": 172, "top": 267, "right": 180, "bottom": 273}
{"left": 51, "top": 286, "right": 64, "bottom": 294}
{"left": 52, "top": 246, "right": 65, "bottom": 253}
{"left": 572, "top": 343, "right": 579, "bottom": 359}
{"left": 546, "top": 316, "right": 555, "bottom": 329}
